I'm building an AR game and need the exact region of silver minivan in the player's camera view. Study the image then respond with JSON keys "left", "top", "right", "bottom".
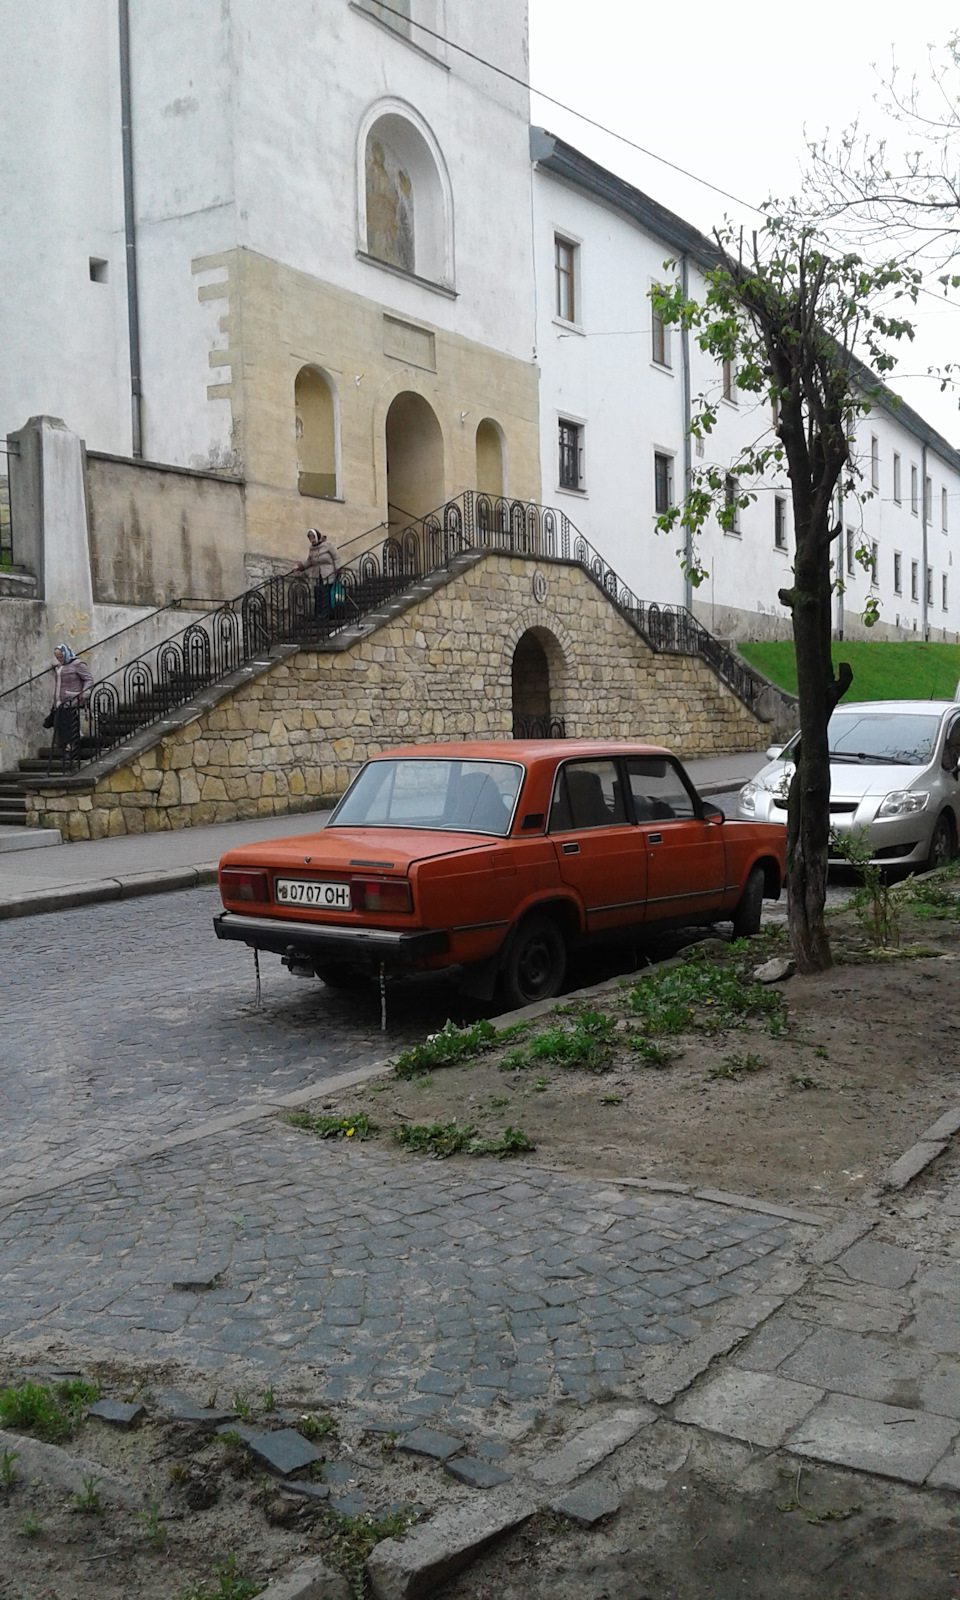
{"left": 737, "top": 700, "right": 960, "bottom": 870}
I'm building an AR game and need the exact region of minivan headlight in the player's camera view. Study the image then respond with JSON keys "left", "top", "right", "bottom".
{"left": 877, "top": 790, "right": 929, "bottom": 818}
{"left": 739, "top": 782, "right": 759, "bottom": 815}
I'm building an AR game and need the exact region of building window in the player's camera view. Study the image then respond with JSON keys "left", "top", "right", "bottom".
{"left": 846, "top": 529, "right": 855, "bottom": 576}
{"left": 943, "top": 486, "right": 949, "bottom": 532}
{"left": 651, "top": 289, "right": 670, "bottom": 368}
{"left": 925, "top": 475, "right": 933, "bottom": 523}
{"left": 870, "top": 541, "right": 878, "bottom": 586}
{"left": 911, "top": 464, "right": 919, "bottom": 515}
{"left": 654, "top": 452, "right": 673, "bottom": 514}
{"left": 555, "top": 236, "right": 577, "bottom": 324}
{"left": 911, "top": 560, "right": 919, "bottom": 601}
{"left": 723, "top": 474, "right": 740, "bottom": 534}
{"left": 943, "top": 573, "right": 949, "bottom": 610}
{"left": 721, "top": 358, "right": 736, "bottom": 403}
{"left": 357, "top": 0, "right": 412, "bottom": 39}
{"left": 870, "top": 434, "right": 879, "bottom": 490}
{"left": 927, "top": 566, "right": 934, "bottom": 607}
{"left": 695, "top": 434, "right": 704, "bottom": 458}
{"left": 894, "top": 551, "right": 902, "bottom": 595}
{"left": 89, "top": 257, "right": 109, "bottom": 283}
{"left": 774, "top": 495, "right": 787, "bottom": 550}
{"left": 893, "top": 452, "right": 901, "bottom": 503}
{"left": 558, "top": 419, "right": 584, "bottom": 491}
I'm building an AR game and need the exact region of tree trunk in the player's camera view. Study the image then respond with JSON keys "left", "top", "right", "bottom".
{"left": 784, "top": 533, "right": 841, "bottom": 973}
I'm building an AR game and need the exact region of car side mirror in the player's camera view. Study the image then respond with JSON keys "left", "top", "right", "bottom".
{"left": 702, "top": 803, "right": 725, "bottom": 824}
{"left": 765, "top": 746, "right": 783, "bottom": 761}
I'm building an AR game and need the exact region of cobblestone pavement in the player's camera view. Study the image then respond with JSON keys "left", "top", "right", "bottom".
{"left": 0, "top": 1118, "right": 809, "bottom": 1428}
{"left": 0, "top": 886, "right": 485, "bottom": 1195}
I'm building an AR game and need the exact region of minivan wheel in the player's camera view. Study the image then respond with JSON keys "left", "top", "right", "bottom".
{"left": 500, "top": 915, "right": 567, "bottom": 1008}
{"left": 732, "top": 865, "right": 765, "bottom": 938}
{"left": 925, "top": 812, "right": 956, "bottom": 873}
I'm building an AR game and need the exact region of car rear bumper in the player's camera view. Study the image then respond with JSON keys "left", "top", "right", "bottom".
{"left": 213, "top": 911, "right": 449, "bottom": 965}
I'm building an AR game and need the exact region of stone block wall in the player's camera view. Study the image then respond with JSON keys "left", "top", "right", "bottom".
{"left": 25, "top": 554, "right": 767, "bottom": 839}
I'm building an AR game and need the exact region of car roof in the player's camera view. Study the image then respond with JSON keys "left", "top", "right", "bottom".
{"left": 373, "top": 739, "right": 673, "bottom": 762}
{"left": 834, "top": 700, "right": 957, "bottom": 714}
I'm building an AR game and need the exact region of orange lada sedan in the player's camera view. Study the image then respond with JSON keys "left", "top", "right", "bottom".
{"left": 214, "top": 741, "right": 786, "bottom": 1008}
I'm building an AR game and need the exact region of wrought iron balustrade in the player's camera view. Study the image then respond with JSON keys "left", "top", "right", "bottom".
{"left": 513, "top": 715, "right": 567, "bottom": 739}
{"left": 22, "top": 489, "right": 764, "bottom": 774}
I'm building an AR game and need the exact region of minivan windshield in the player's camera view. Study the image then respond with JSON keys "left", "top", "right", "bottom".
{"left": 329, "top": 758, "right": 523, "bottom": 835}
{"left": 827, "top": 711, "right": 941, "bottom": 766}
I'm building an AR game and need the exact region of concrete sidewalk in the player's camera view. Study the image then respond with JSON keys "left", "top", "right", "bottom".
{"left": 0, "top": 751, "right": 768, "bottom": 919}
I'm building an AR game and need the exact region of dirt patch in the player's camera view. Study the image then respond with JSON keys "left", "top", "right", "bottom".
{"left": 307, "top": 879, "right": 960, "bottom": 1209}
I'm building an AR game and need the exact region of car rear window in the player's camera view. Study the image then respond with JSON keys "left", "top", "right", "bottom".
{"left": 828, "top": 712, "right": 942, "bottom": 766}
{"left": 329, "top": 758, "right": 523, "bottom": 835}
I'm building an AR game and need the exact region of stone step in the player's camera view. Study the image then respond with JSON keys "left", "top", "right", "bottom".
{"left": 0, "top": 825, "right": 60, "bottom": 851}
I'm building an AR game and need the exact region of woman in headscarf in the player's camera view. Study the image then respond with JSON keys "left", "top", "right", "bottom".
{"left": 49, "top": 643, "right": 93, "bottom": 761}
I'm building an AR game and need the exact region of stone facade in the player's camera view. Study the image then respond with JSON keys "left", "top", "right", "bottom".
{"left": 24, "top": 554, "right": 767, "bottom": 840}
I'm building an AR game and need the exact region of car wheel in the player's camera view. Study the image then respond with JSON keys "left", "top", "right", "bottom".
{"left": 925, "top": 812, "right": 956, "bottom": 873}
{"left": 732, "top": 865, "right": 765, "bottom": 938}
{"left": 500, "top": 915, "right": 567, "bottom": 1008}
{"left": 314, "top": 961, "right": 367, "bottom": 989}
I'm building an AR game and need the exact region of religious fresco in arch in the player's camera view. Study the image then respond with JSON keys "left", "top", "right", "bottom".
{"left": 366, "top": 135, "right": 415, "bottom": 273}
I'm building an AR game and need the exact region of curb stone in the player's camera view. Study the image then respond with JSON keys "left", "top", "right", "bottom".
{"left": 0, "top": 863, "right": 218, "bottom": 921}
{"left": 0, "top": 1426, "right": 142, "bottom": 1507}
{"left": 366, "top": 1486, "right": 538, "bottom": 1600}
{"left": 260, "top": 1560, "right": 350, "bottom": 1600}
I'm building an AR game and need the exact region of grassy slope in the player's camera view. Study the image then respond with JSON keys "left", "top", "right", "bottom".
{"left": 739, "top": 639, "right": 960, "bottom": 702}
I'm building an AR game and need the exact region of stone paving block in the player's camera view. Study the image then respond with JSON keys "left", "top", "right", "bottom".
{"left": 87, "top": 1398, "right": 146, "bottom": 1428}
{"left": 786, "top": 1394, "right": 960, "bottom": 1484}
{"left": 802, "top": 1214, "right": 875, "bottom": 1267}
{"left": 674, "top": 1369, "right": 822, "bottom": 1448}
{"left": 321, "top": 1462, "right": 358, "bottom": 1485}
{"left": 444, "top": 1455, "right": 512, "bottom": 1489}
{"left": 530, "top": 1407, "right": 653, "bottom": 1487}
{"left": 780, "top": 1327, "right": 934, "bottom": 1404}
{"left": 398, "top": 1428, "right": 463, "bottom": 1462}
{"left": 260, "top": 1556, "right": 350, "bottom": 1600}
{"left": 837, "top": 1239, "right": 919, "bottom": 1289}
{"left": 153, "top": 1389, "right": 237, "bottom": 1427}
{"left": 734, "top": 1315, "right": 812, "bottom": 1374}
{"left": 916, "top": 1264, "right": 960, "bottom": 1302}
{"left": 330, "top": 1493, "right": 371, "bottom": 1517}
{"left": 366, "top": 1485, "right": 538, "bottom": 1600}
{"left": 920, "top": 1370, "right": 960, "bottom": 1420}
{"left": 909, "top": 1297, "right": 960, "bottom": 1356}
{"left": 550, "top": 1481, "right": 621, "bottom": 1526}
{"left": 287, "top": 1481, "right": 331, "bottom": 1501}
{"left": 919, "top": 1105, "right": 960, "bottom": 1142}
{"left": 693, "top": 1191, "right": 823, "bottom": 1227}
{"left": 247, "top": 1429, "right": 325, "bottom": 1476}
{"left": 927, "top": 1449, "right": 960, "bottom": 1489}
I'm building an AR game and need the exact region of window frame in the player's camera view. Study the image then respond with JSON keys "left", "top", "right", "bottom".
{"left": 893, "top": 452, "right": 901, "bottom": 504}
{"left": 911, "top": 559, "right": 919, "bottom": 601}
{"left": 870, "top": 434, "right": 879, "bottom": 490}
{"left": 774, "top": 495, "right": 788, "bottom": 551}
{"left": 547, "top": 753, "right": 708, "bottom": 834}
{"left": 893, "top": 550, "right": 902, "bottom": 595}
{"left": 870, "top": 540, "right": 879, "bottom": 588}
{"left": 650, "top": 282, "right": 671, "bottom": 369}
{"left": 557, "top": 416, "right": 585, "bottom": 493}
{"left": 553, "top": 234, "right": 580, "bottom": 328}
{"left": 723, "top": 473, "right": 741, "bottom": 536}
{"left": 721, "top": 357, "right": 737, "bottom": 404}
{"left": 943, "top": 485, "right": 949, "bottom": 533}
{"left": 943, "top": 572, "right": 949, "bottom": 611}
{"left": 911, "top": 463, "right": 919, "bottom": 516}
{"left": 846, "top": 529, "right": 855, "bottom": 577}
{"left": 653, "top": 450, "right": 674, "bottom": 515}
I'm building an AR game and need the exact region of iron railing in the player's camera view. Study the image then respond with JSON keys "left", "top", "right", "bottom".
{"left": 15, "top": 490, "right": 765, "bottom": 773}
{"left": 513, "top": 715, "right": 567, "bottom": 739}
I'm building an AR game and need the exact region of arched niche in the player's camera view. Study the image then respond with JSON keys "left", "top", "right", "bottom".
{"left": 295, "top": 366, "right": 339, "bottom": 499}
{"left": 359, "top": 101, "right": 453, "bottom": 286}
{"left": 511, "top": 626, "right": 566, "bottom": 738}
{"left": 385, "top": 390, "right": 445, "bottom": 524}
{"left": 476, "top": 418, "right": 505, "bottom": 498}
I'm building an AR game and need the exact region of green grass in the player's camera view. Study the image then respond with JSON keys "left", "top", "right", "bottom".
{"left": 738, "top": 638, "right": 960, "bottom": 703}
{"left": 392, "top": 1018, "right": 507, "bottom": 1079}
{"left": 500, "top": 1008, "right": 617, "bottom": 1075}
{"left": 0, "top": 1380, "right": 100, "bottom": 1442}
{"left": 627, "top": 953, "right": 787, "bottom": 1036}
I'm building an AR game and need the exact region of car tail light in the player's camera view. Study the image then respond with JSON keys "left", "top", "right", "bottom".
{"left": 220, "top": 867, "right": 270, "bottom": 903}
{"left": 351, "top": 876, "right": 413, "bottom": 913}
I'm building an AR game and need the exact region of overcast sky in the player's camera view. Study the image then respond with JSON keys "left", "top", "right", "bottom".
{"left": 528, "top": 0, "right": 960, "bottom": 443}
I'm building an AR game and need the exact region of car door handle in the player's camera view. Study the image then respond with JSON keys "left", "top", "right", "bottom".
{"left": 562, "top": 842, "right": 579, "bottom": 855}
{"left": 648, "top": 833, "right": 662, "bottom": 845}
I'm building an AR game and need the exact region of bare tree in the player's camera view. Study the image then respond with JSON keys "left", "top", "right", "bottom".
{"left": 652, "top": 220, "right": 918, "bottom": 972}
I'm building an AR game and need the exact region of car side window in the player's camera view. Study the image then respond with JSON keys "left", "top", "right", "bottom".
{"left": 944, "top": 718, "right": 960, "bottom": 771}
{"left": 549, "top": 761, "right": 628, "bottom": 831}
{"left": 625, "top": 757, "right": 697, "bottom": 822}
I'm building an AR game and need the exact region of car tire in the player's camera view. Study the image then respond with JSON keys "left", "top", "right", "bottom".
{"left": 500, "top": 915, "right": 567, "bottom": 1008}
{"left": 732, "top": 865, "right": 765, "bottom": 938}
{"left": 314, "top": 961, "right": 367, "bottom": 989}
{"left": 925, "top": 812, "right": 956, "bottom": 873}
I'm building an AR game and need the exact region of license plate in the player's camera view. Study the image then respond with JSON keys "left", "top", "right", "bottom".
{"left": 274, "top": 878, "right": 351, "bottom": 909}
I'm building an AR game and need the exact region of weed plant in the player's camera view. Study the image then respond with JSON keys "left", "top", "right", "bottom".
{"left": 321, "top": 1505, "right": 419, "bottom": 1597}
{"left": 0, "top": 1447, "right": 18, "bottom": 1492}
{"left": 285, "top": 1112, "right": 377, "bottom": 1141}
{"left": 501, "top": 1008, "right": 617, "bottom": 1074}
{"left": 627, "top": 953, "right": 787, "bottom": 1036}
{"left": 394, "top": 1121, "right": 533, "bottom": 1159}
{"left": 392, "top": 1018, "right": 504, "bottom": 1078}
{"left": 177, "top": 1554, "right": 263, "bottom": 1600}
{"left": 0, "top": 1379, "right": 99, "bottom": 1442}
{"left": 298, "top": 1411, "right": 338, "bottom": 1441}
{"left": 72, "top": 1474, "right": 103, "bottom": 1514}
{"left": 708, "top": 1052, "right": 767, "bottom": 1080}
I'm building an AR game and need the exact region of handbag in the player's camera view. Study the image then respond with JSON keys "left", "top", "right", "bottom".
{"left": 42, "top": 709, "right": 55, "bottom": 730}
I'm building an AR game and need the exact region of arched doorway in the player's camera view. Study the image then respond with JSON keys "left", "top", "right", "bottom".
{"left": 295, "top": 366, "right": 338, "bottom": 499}
{"left": 476, "top": 418, "right": 504, "bottom": 497}
{"left": 385, "top": 391, "right": 444, "bottom": 527}
{"left": 512, "top": 628, "right": 565, "bottom": 738}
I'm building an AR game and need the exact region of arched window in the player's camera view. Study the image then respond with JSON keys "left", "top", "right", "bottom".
{"left": 295, "top": 366, "right": 338, "bottom": 499}
{"left": 359, "top": 102, "right": 453, "bottom": 287}
{"left": 476, "top": 419, "right": 505, "bottom": 498}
